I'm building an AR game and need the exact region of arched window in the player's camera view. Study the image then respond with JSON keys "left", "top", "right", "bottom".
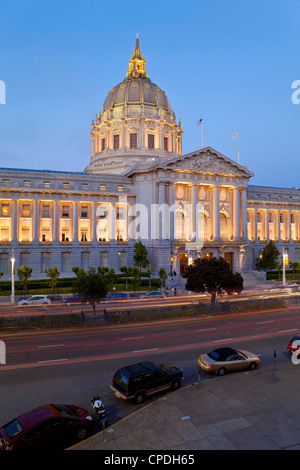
{"left": 220, "top": 212, "right": 228, "bottom": 240}
{"left": 198, "top": 211, "right": 208, "bottom": 241}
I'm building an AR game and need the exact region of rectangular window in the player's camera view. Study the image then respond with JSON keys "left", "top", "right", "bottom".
{"left": 22, "top": 204, "right": 30, "bottom": 217}
{"left": 164, "top": 137, "right": 168, "bottom": 151}
{"left": 61, "top": 227, "right": 70, "bottom": 242}
{"left": 42, "top": 205, "right": 50, "bottom": 218}
{"left": 82, "top": 183, "right": 88, "bottom": 190}
{"left": 80, "top": 229, "right": 88, "bottom": 242}
{"left": 100, "top": 184, "right": 106, "bottom": 191}
{"left": 43, "top": 181, "right": 50, "bottom": 188}
{"left": 1, "top": 204, "right": 9, "bottom": 217}
{"left": 20, "top": 253, "right": 30, "bottom": 267}
{"left": 148, "top": 134, "right": 155, "bottom": 149}
{"left": 117, "top": 185, "right": 123, "bottom": 192}
{"left": 101, "top": 138, "right": 105, "bottom": 151}
{"left": 100, "top": 252, "right": 109, "bottom": 268}
{"left": 80, "top": 206, "right": 88, "bottom": 218}
{"left": 113, "top": 134, "right": 119, "bottom": 149}
{"left": 61, "top": 252, "right": 71, "bottom": 272}
{"left": 62, "top": 206, "right": 69, "bottom": 218}
{"left": 81, "top": 252, "right": 89, "bottom": 271}
{"left": 41, "top": 252, "right": 50, "bottom": 272}
{"left": 0, "top": 226, "right": 9, "bottom": 241}
{"left": 130, "top": 133, "right": 137, "bottom": 149}
{"left": 21, "top": 227, "right": 30, "bottom": 241}
{"left": 0, "top": 254, "right": 9, "bottom": 273}
{"left": 63, "top": 182, "right": 69, "bottom": 188}
{"left": 24, "top": 180, "right": 30, "bottom": 187}
{"left": 41, "top": 227, "right": 50, "bottom": 242}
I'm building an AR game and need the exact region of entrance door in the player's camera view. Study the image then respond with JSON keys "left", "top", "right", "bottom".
{"left": 180, "top": 253, "right": 188, "bottom": 275}
{"left": 224, "top": 252, "right": 233, "bottom": 271}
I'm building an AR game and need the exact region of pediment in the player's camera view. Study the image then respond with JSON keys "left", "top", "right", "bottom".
{"left": 158, "top": 147, "right": 254, "bottom": 178}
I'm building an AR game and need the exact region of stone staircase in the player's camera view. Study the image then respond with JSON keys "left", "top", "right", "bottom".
{"left": 241, "top": 270, "right": 267, "bottom": 287}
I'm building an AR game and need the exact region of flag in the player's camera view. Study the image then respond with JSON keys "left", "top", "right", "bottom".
{"left": 197, "top": 118, "right": 203, "bottom": 125}
{"left": 233, "top": 130, "right": 239, "bottom": 139}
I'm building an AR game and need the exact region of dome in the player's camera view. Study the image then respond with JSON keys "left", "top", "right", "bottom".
{"left": 103, "top": 77, "right": 172, "bottom": 113}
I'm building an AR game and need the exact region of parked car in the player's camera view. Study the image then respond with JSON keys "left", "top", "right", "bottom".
{"left": 287, "top": 335, "right": 300, "bottom": 355}
{"left": 62, "top": 294, "right": 84, "bottom": 303}
{"left": 0, "top": 404, "right": 94, "bottom": 450}
{"left": 47, "top": 294, "right": 62, "bottom": 302}
{"left": 140, "top": 291, "right": 166, "bottom": 299}
{"left": 110, "top": 361, "right": 184, "bottom": 404}
{"left": 104, "top": 292, "right": 129, "bottom": 300}
{"left": 18, "top": 295, "right": 51, "bottom": 306}
{"left": 198, "top": 347, "right": 260, "bottom": 376}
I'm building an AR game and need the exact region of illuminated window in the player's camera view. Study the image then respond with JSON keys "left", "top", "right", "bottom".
{"left": 117, "top": 185, "right": 123, "bottom": 192}
{"left": 1, "top": 204, "right": 9, "bottom": 217}
{"left": 21, "top": 227, "right": 30, "bottom": 241}
{"left": 148, "top": 134, "right": 155, "bottom": 149}
{"left": 41, "top": 227, "right": 50, "bottom": 242}
{"left": 0, "top": 227, "right": 9, "bottom": 241}
{"left": 63, "top": 182, "right": 69, "bottom": 189}
{"left": 80, "top": 228, "right": 88, "bottom": 242}
{"left": 44, "top": 181, "right": 50, "bottom": 188}
{"left": 100, "top": 184, "right": 106, "bottom": 191}
{"left": 130, "top": 133, "right": 137, "bottom": 149}
{"left": 61, "top": 227, "right": 70, "bottom": 242}
{"left": 22, "top": 204, "right": 30, "bottom": 217}
{"left": 80, "top": 206, "right": 88, "bottom": 218}
{"left": 42, "top": 205, "right": 50, "bottom": 218}
{"left": 62, "top": 206, "right": 69, "bottom": 218}
{"left": 113, "top": 134, "right": 119, "bottom": 149}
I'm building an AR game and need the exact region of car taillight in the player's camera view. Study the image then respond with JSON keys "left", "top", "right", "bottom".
{"left": 126, "top": 390, "right": 129, "bottom": 396}
{"left": 206, "top": 362, "right": 213, "bottom": 367}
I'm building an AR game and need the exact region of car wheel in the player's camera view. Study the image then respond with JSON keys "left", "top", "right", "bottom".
{"left": 43, "top": 302, "right": 48, "bottom": 305}
{"left": 171, "top": 379, "right": 181, "bottom": 391}
{"left": 217, "top": 367, "right": 226, "bottom": 376}
{"left": 77, "top": 427, "right": 88, "bottom": 440}
{"left": 249, "top": 362, "right": 257, "bottom": 371}
{"left": 135, "top": 391, "right": 145, "bottom": 404}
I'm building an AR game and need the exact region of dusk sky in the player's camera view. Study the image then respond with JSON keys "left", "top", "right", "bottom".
{"left": 0, "top": 0, "right": 299, "bottom": 188}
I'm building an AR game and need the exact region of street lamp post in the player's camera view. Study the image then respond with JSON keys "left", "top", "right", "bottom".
{"left": 11, "top": 255, "right": 15, "bottom": 304}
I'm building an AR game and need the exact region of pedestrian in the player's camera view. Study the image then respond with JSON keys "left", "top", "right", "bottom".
{"left": 198, "top": 364, "right": 201, "bottom": 382}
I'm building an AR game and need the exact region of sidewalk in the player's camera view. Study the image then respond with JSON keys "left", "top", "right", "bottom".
{"left": 70, "top": 362, "right": 300, "bottom": 450}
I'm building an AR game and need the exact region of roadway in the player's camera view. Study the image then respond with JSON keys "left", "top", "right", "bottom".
{"left": 0, "top": 300, "right": 300, "bottom": 441}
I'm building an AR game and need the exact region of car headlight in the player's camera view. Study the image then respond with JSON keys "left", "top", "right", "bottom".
{"left": 85, "top": 415, "right": 93, "bottom": 421}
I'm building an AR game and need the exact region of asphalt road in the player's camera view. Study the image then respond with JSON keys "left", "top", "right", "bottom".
{"left": 1, "top": 305, "right": 299, "bottom": 439}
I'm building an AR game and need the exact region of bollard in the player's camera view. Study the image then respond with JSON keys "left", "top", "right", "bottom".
{"left": 273, "top": 350, "right": 276, "bottom": 369}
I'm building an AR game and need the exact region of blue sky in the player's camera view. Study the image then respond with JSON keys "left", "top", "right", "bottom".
{"left": 0, "top": 0, "right": 299, "bottom": 188}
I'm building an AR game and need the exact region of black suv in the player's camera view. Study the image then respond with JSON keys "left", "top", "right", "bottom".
{"left": 110, "top": 361, "right": 184, "bottom": 404}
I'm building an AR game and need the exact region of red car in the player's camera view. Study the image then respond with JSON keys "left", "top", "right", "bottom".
{"left": 0, "top": 404, "right": 94, "bottom": 450}
{"left": 287, "top": 335, "right": 300, "bottom": 355}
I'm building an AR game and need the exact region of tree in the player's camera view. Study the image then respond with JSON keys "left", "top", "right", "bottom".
{"left": 257, "top": 241, "right": 280, "bottom": 271}
{"left": 18, "top": 265, "right": 33, "bottom": 296}
{"left": 146, "top": 267, "right": 153, "bottom": 289}
{"left": 128, "top": 266, "right": 140, "bottom": 290}
{"left": 98, "top": 267, "right": 117, "bottom": 291}
{"left": 120, "top": 265, "right": 129, "bottom": 290}
{"left": 133, "top": 241, "right": 150, "bottom": 274}
{"left": 185, "top": 257, "right": 244, "bottom": 305}
{"left": 290, "top": 262, "right": 299, "bottom": 280}
{"left": 276, "top": 263, "right": 282, "bottom": 281}
{"left": 45, "top": 267, "right": 60, "bottom": 294}
{"left": 73, "top": 267, "right": 108, "bottom": 317}
{"left": 159, "top": 268, "right": 168, "bottom": 291}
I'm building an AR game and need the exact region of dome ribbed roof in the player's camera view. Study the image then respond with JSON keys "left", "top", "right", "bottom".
{"left": 103, "top": 77, "right": 171, "bottom": 113}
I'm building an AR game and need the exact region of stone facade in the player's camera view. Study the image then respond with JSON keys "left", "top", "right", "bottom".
{"left": 0, "top": 35, "right": 298, "bottom": 280}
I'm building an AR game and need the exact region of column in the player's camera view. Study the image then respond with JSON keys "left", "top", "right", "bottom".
{"left": 288, "top": 211, "right": 292, "bottom": 241}
{"left": 233, "top": 187, "right": 240, "bottom": 241}
{"left": 93, "top": 202, "right": 98, "bottom": 242}
{"left": 158, "top": 182, "right": 167, "bottom": 240}
{"left": 109, "top": 203, "right": 116, "bottom": 241}
{"left": 212, "top": 186, "right": 220, "bottom": 241}
{"left": 191, "top": 184, "right": 198, "bottom": 241}
{"left": 277, "top": 210, "right": 281, "bottom": 241}
{"left": 241, "top": 188, "right": 248, "bottom": 240}
{"left": 33, "top": 200, "right": 39, "bottom": 244}
{"left": 266, "top": 210, "right": 270, "bottom": 242}
{"left": 168, "top": 182, "right": 175, "bottom": 240}
{"left": 254, "top": 209, "right": 258, "bottom": 241}
{"left": 54, "top": 201, "right": 59, "bottom": 243}
{"left": 73, "top": 201, "right": 78, "bottom": 243}
{"left": 12, "top": 200, "right": 18, "bottom": 245}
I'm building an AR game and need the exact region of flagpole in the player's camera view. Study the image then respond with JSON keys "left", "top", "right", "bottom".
{"left": 202, "top": 122, "right": 203, "bottom": 149}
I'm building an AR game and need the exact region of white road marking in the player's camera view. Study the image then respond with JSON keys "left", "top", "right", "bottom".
{"left": 132, "top": 348, "right": 159, "bottom": 353}
{"left": 38, "top": 344, "right": 64, "bottom": 348}
{"left": 121, "top": 336, "right": 145, "bottom": 341}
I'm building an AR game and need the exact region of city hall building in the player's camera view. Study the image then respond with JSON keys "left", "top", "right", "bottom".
{"left": 0, "top": 35, "right": 299, "bottom": 281}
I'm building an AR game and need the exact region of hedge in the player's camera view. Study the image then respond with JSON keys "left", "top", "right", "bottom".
{"left": 222, "top": 297, "right": 287, "bottom": 313}
{"left": 0, "top": 313, "right": 84, "bottom": 332}
{"left": 108, "top": 302, "right": 210, "bottom": 324}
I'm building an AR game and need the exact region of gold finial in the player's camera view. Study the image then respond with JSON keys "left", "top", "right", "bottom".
{"left": 137, "top": 30, "right": 139, "bottom": 38}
